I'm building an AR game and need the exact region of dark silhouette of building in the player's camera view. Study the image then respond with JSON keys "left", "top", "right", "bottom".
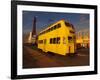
{"left": 32, "top": 17, "right": 36, "bottom": 36}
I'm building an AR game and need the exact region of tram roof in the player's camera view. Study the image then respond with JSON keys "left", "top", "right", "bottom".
{"left": 39, "top": 19, "right": 65, "bottom": 34}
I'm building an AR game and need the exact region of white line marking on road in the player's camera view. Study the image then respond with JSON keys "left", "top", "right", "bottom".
{"left": 77, "top": 54, "right": 88, "bottom": 57}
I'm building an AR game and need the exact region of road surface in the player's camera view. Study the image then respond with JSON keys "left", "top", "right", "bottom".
{"left": 23, "top": 44, "right": 89, "bottom": 68}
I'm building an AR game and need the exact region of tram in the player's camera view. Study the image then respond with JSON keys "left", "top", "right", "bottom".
{"left": 38, "top": 19, "right": 76, "bottom": 55}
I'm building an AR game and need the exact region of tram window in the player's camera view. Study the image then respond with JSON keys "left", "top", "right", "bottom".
{"left": 51, "top": 27, "right": 53, "bottom": 31}
{"left": 38, "top": 40, "right": 40, "bottom": 43}
{"left": 47, "top": 30, "right": 49, "bottom": 32}
{"left": 68, "top": 36, "right": 73, "bottom": 43}
{"left": 44, "top": 39, "right": 46, "bottom": 44}
{"left": 41, "top": 40, "right": 43, "bottom": 44}
{"left": 57, "top": 23, "right": 61, "bottom": 28}
{"left": 53, "top": 25, "right": 57, "bottom": 30}
{"left": 48, "top": 28, "right": 50, "bottom": 32}
{"left": 65, "top": 22, "right": 71, "bottom": 27}
{"left": 63, "top": 37, "right": 66, "bottom": 44}
{"left": 71, "top": 24, "right": 74, "bottom": 29}
{"left": 68, "top": 36, "right": 72, "bottom": 40}
{"left": 50, "top": 38, "right": 52, "bottom": 44}
{"left": 58, "top": 23, "right": 61, "bottom": 28}
{"left": 70, "top": 30, "right": 75, "bottom": 34}
{"left": 39, "top": 40, "right": 43, "bottom": 44}
{"left": 52, "top": 38, "right": 56, "bottom": 44}
{"left": 57, "top": 37, "right": 60, "bottom": 44}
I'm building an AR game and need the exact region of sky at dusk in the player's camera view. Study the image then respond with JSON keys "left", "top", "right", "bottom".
{"left": 23, "top": 11, "right": 89, "bottom": 34}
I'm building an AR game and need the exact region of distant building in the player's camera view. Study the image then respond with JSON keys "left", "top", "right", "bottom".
{"left": 76, "top": 29, "right": 90, "bottom": 48}
{"left": 28, "top": 32, "right": 32, "bottom": 43}
{"left": 28, "top": 17, "right": 37, "bottom": 45}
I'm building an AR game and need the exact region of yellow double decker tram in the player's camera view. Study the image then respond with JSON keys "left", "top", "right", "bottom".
{"left": 38, "top": 19, "right": 76, "bottom": 56}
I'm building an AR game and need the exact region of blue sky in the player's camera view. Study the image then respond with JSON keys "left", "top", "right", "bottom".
{"left": 23, "top": 11, "right": 89, "bottom": 34}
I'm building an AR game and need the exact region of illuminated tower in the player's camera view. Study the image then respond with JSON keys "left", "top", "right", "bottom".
{"left": 28, "top": 17, "right": 37, "bottom": 44}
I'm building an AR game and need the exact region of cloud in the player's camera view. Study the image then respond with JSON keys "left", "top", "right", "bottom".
{"left": 74, "top": 14, "right": 89, "bottom": 32}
